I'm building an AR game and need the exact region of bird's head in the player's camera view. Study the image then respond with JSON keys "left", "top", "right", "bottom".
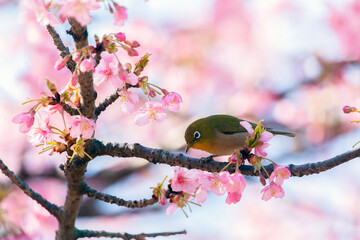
{"left": 184, "top": 117, "right": 213, "bottom": 153}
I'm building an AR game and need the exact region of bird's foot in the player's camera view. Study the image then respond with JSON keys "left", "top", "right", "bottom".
{"left": 200, "top": 155, "right": 217, "bottom": 162}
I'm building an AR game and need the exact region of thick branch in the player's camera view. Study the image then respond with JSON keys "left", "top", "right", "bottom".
{"left": 0, "top": 159, "right": 61, "bottom": 219}
{"left": 81, "top": 183, "right": 158, "bottom": 208}
{"left": 89, "top": 140, "right": 360, "bottom": 177}
{"left": 57, "top": 155, "right": 88, "bottom": 240}
{"left": 46, "top": 25, "right": 76, "bottom": 72}
{"left": 75, "top": 229, "right": 186, "bottom": 239}
{"left": 67, "top": 18, "right": 96, "bottom": 119}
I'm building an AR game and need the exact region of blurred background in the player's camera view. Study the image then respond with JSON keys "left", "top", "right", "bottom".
{"left": 1, "top": 0, "right": 360, "bottom": 239}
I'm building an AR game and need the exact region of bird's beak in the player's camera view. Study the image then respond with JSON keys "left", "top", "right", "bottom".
{"left": 185, "top": 142, "right": 193, "bottom": 153}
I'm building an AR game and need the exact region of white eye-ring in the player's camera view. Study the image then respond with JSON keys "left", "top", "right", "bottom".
{"left": 194, "top": 131, "right": 201, "bottom": 140}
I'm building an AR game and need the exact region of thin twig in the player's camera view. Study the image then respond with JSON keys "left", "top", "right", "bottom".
{"left": 0, "top": 159, "right": 62, "bottom": 220}
{"left": 94, "top": 89, "right": 121, "bottom": 117}
{"left": 88, "top": 140, "right": 360, "bottom": 177}
{"left": 46, "top": 25, "right": 76, "bottom": 72}
{"left": 60, "top": 101, "right": 79, "bottom": 116}
{"left": 75, "top": 228, "right": 186, "bottom": 239}
{"left": 81, "top": 183, "right": 158, "bottom": 208}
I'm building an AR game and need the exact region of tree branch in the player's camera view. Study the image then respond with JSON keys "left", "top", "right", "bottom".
{"left": 46, "top": 25, "right": 76, "bottom": 72}
{"left": 60, "top": 102, "right": 79, "bottom": 116}
{"left": 0, "top": 159, "right": 61, "bottom": 220}
{"left": 94, "top": 89, "right": 121, "bottom": 117}
{"left": 81, "top": 183, "right": 158, "bottom": 208}
{"left": 88, "top": 140, "right": 360, "bottom": 177}
{"left": 67, "top": 18, "right": 96, "bottom": 119}
{"left": 58, "top": 155, "right": 89, "bottom": 240}
{"left": 75, "top": 229, "right": 186, "bottom": 239}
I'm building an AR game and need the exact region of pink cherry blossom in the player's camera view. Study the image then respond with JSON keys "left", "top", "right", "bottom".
{"left": 25, "top": 0, "right": 58, "bottom": 27}
{"left": 226, "top": 173, "right": 246, "bottom": 204}
{"left": 170, "top": 167, "right": 199, "bottom": 194}
{"left": 211, "top": 172, "right": 229, "bottom": 195}
{"left": 79, "top": 57, "right": 95, "bottom": 73}
{"left": 166, "top": 203, "right": 179, "bottom": 215}
{"left": 195, "top": 186, "right": 208, "bottom": 204}
{"left": 165, "top": 193, "right": 192, "bottom": 216}
{"left": 127, "top": 73, "right": 139, "bottom": 85}
{"left": 115, "top": 32, "right": 126, "bottom": 42}
{"left": 224, "top": 172, "right": 246, "bottom": 204}
{"left": 226, "top": 191, "right": 242, "bottom": 205}
{"left": 118, "top": 65, "right": 138, "bottom": 86}
{"left": 225, "top": 172, "right": 246, "bottom": 193}
{"left": 69, "top": 116, "right": 96, "bottom": 139}
{"left": 240, "top": 121, "right": 273, "bottom": 157}
{"left": 93, "top": 58, "right": 122, "bottom": 88}
{"left": 134, "top": 101, "right": 167, "bottom": 126}
{"left": 119, "top": 89, "right": 139, "bottom": 113}
{"left": 194, "top": 171, "right": 213, "bottom": 203}
{"left": 12, "top": 111, "right": 35, "bottom": 133}
{"left": 48, "top": 104, "right": 62, "bottom": 114}
{"left": 269, "top": 165, "right": 291, "bottom": 185}
{"left": 27, "top": 109, "right": 53, "bottom": 145}
{"left": 254, "top": 142, "right": 270, "bottom": 158}
{"left": 194, "top": 171, "right": 230, "bottom": 203}
{"left": 162, "top": 91, "right": 183, "bottom": 112}
{"left": 59, "top": 0, "right": 100, "bottom": 26}
{"left": 113, "top": 3, "right": 127, "bottom": 26}
{"left": 261, "top": 181, "right": 285, "bottom": 201}
{"left": 240, "top": 121, "right": 254, "bottom": 134}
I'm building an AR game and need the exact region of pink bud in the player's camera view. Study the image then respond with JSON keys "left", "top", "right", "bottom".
{"left": 127, "top": 48, "right": 138, "bottom": 57}
{"left": 147, "top": 86, "right": 156, "bottom": 98}
{"left": 343, "top": 105, "right": 357, "bottom": 114}
{"left": 115, "top": 32, "right": 126, "bottom": 42}
{"left": 54, "top": 55, "right": 70, "bottom": 70}
{"left": 70, "top": 71, "right": 78, "bottom": 87}
{"left": 79, "top": 57, "right": 95, "bottom": 73}
{"left": 131, "top": 40, "right": 140, "bottom": 48}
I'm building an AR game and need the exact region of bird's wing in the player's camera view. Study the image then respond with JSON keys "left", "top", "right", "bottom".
{"left": 214, "top": 116, "right": 252, "bottom": 135}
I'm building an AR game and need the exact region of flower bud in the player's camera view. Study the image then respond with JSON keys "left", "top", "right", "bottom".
{"left": 115, "top": 32, "right": 126, "bottom": 42}
{"left": 343, "top": 105, "right": 357, "bottom": 114}
{"left": 54, "top": 55, "right": 71, "bottom": 70}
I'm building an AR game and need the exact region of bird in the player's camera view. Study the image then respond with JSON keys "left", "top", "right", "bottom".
{"left": 184, "top": 114, "right": 295, "bottom": 156}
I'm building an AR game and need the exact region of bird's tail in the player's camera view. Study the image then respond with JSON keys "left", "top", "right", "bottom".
{"left": 269, "top": 130, "right": 295, "bottom": 137}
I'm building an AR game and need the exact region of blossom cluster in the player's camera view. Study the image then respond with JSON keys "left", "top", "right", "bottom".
{"left": 153, "top": 163, "right": 291, "bottom": 215}
{"left": 153, "top": 167, "right": 246, "bottom": 216}
{"left": 12, "top": 103, "right": 96, "bottom": 158}
{"left": 54, "top": 31, "right": 182, "bottom": 126}
{"left": 26, "top": 0, "right": 127, "bottom": 27}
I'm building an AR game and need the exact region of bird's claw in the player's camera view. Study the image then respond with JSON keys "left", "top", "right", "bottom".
{"left": 200, "top": 155, "right": 216, "bottom": 162}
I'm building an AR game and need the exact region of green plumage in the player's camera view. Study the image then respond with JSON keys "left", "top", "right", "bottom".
{"left": 184, "top": 114, "right": 294, "bottom": 155}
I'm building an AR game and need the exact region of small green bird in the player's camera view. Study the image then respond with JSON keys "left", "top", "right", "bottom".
{"left": 184, "top": 114, "right": 295, "bottom": 156}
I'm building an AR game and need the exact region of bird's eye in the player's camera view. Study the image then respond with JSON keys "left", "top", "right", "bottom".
{"left": 194, "top": 131, "right": 201, "bottom": 140}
